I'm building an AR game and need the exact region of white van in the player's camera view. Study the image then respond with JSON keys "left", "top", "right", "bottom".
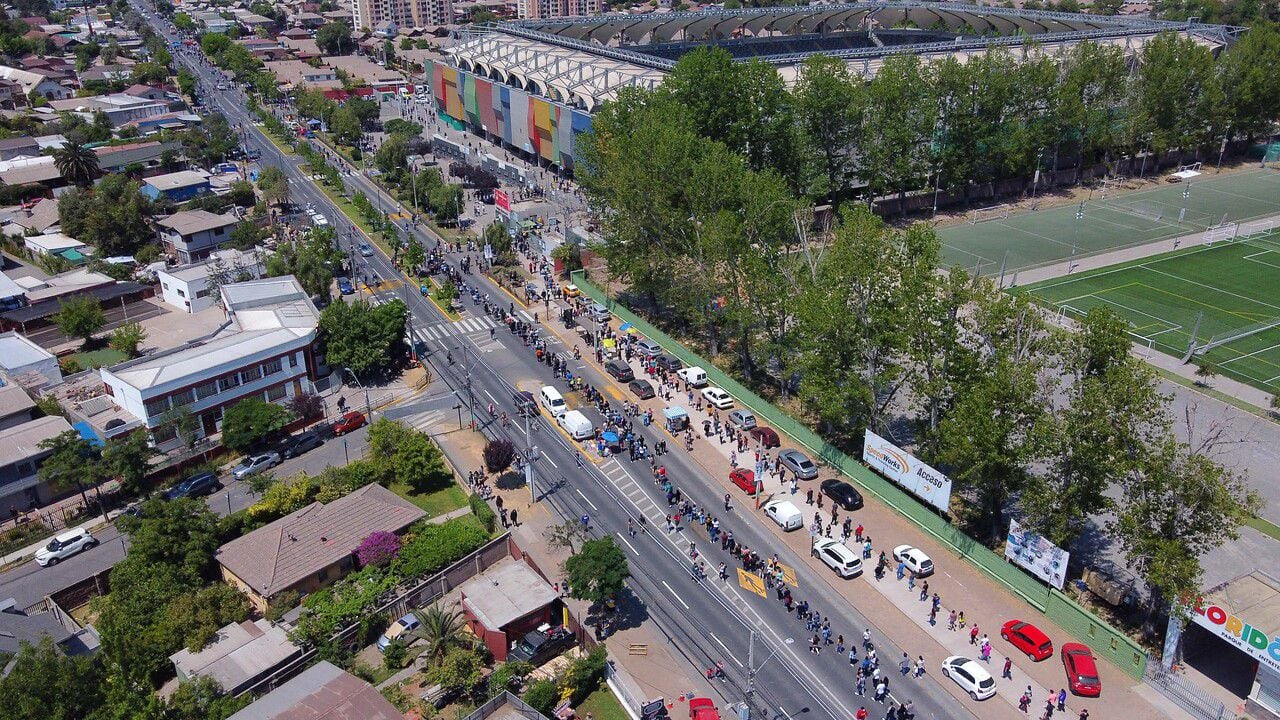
{"left": 540, "top": 386, "right": 567, "bottom": 417}
{"left": 763, "top": 499, "right": 804, "bottom": 531}
{"left": 676, "top": 366, "right": 708, "bottom": 388}
{"left": 558, "top": 410, "right": 594, "bottom": 440}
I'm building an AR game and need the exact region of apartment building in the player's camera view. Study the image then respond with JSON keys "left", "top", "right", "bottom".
{"left": 352, "top": 0, "right": 454, "bottom": 33}
{"left": 516, "top": 0, "right": 598, "bottom": 20}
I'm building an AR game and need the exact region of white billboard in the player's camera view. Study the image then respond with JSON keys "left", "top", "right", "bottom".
{"left": 1005, "top": 518, "right": 1069, "bottom": 590}
{"left": 861, "top": 430, "right": 953, "bottom": 513}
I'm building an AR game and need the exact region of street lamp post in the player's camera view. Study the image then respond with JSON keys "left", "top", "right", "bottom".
{"left": 343, "top": 367, "right": 371, "bottom": 418}
{"left": 524, "top": 411, "right": 538, "bottom": 503}
{"left": 745, "top": 632, "right": 793, "bottom": 698}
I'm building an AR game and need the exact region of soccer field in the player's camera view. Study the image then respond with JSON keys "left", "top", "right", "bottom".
{"left": 938, "top": 167, "right": 1280, "bottom": 274}
{"left": 1022, "top": 232, "right": 1280, "bottom": 393}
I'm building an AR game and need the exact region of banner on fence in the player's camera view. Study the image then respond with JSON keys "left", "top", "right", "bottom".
{"left": 861, "top": 430, "right": 952, "bottom": 513}
{"left": 495, "top": 189, "right": 510, "bottom": 213}
{"left": 1005, "top": 518, "right": 1069, "bottom": 590}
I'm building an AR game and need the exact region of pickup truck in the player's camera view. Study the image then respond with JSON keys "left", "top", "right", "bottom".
{"left": 689, "top": 698, "right": 721, "bottom": 720}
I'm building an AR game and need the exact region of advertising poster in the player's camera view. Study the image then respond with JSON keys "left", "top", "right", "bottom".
{"left": 861, "top": 430, "right": 952, "bottom": 513}
{"left": 1005, "top": 518, "right": 1069, "bottom": 589}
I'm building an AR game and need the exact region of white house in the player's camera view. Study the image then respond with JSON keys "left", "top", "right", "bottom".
{"left": 23, "top": 232, "right": 89, "bottom": 259}
{"left": 0, "top": 331, "right": 62, "bottom": 387}
{"left": 158, "top": 248, "right": 266, "bottom": 314}
{"left": 155, "top": 210, "right": 239, "bottom": 264}
{"left": 0, "top": 65, "right": 70, "bottom": 101}
{"left": 99, "top": 277, "right": 320, "bottom": 444}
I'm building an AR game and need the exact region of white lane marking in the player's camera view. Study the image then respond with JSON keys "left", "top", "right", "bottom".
{"left": 616, "top": 532, "right": 639, "bottom": 556}
{"left": 483, "top": 389, "right": 497, "bottom": 406}
{"left": 541, "top": 453, "right": 558, "bottom": 469}
{"left": 710, "top": 633, "right": 744, "bottom": 667}
{"left": 576, "top": 488, "right": 598, "bottom": 511}
{"left": 662, "top": 580, "right": 690, "bottom": 610}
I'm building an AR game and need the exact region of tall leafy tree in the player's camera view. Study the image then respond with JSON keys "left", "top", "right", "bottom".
{"left": 317, "top": 299, "right": 408, "bottom": 376}
{"left": 0, "top": 637, "right": 104, "bottom": 720}
{"left": 37, "top": 430, "right": 104, "bottom": 514}
{"left": 1055, "top": 41, "right": 1129, "bottom": 173}
{"left": 792, "top": 55, "right": 860, "bottom": 199}
{"left": 1129, "top": 32, "right": 1224, "bottom": 159}
{"left": 857, "top": 54, "right": 935, "bottom": 208}
{"left": 563, "top": 537, "right": 631, "bottom": 604}
{"left": 52, "top": 142, "right": 99, "bottom": 187}
{"left": 1218, "top": 23, "right": 1280, "bottom": 143}
{"left": 221, "top": 397, "right": 293, "bottom": 453}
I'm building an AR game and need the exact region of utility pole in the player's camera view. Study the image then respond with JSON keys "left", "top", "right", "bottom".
{"left": 524, "top": 411, "right": 538, "bottom": 502}
{"left": 745, "top": 632, "right": 792, "bottom": 699}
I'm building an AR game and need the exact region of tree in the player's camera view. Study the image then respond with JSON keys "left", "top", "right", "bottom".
{"left": 483, "top": 438, "right": 516, "bottom": 474}
{"left": 792, "top": 55, "right": 860, "bottom": 198}
{"left": 162, "top": 676, "right": 251, "bottom": 720}
{"left": 286, "top": 390, "right": 324, "bottom": 421}
{"left": 162, "top": 582, "right": 251, "bottom": 651}
{"left": 227, "top": 221, "right": 265, "bottom": 251}
{"left": 52, "top": 142, "right": 99, "bottom": 187}
{"left": 101, "top": 429, "right": 154, "bottom": 496}
{"left": 394, "top": 430, "right": 452, "bottom": 493}
{"left": 317, "top": 299, "right": 408, "bottom": 376}
{"left": 57, "top": 173, "right": 154, "bottom": 255}
{"left": 563, "top": 537, "right": 630, "bottom": 605}
{"left": 226, "top": 180, "right": 256, "bottom": 209}
{"left": 53, "top": 295, "right": 105, "bottom": 346}
{"left": 1110, "top": 435, "right": 1261, "bottom": 606}
{"left": 329, "top": 105, "right": 362, "bottom": 146}
{"left": 220, "top": 396, "right": 293, "bottom": 453}
{"left": 316, "top": 21, "right": 352, "bottom": 55}
{"left": 257, "top": 165, "right": 289, "bottom": 207}
{"left": 406, "top": 604, "right": 472, "bottom": 661}
{"left": 1219, "top": 24, "right": 1280, "bottom": 143}
{"left": 108, "top": 321, "right": 147, "bottom": 357}
{"left": 159, "top": 405, "right": 200, "bottom": 450}
{"left": 116, "top": 497, "right": 222, "bottom": 583}
{"left": 401, "top": 240, "right": 426, "bottom": 272}
{"left": 264, "top": 233, "right": 340, "bottom": 298}
{"left": 0, "top": 637, "right": 104, "bottom": 720}
{"left": 355, "top": 530, "right": 401, "bottom": 567}
{"left": 37, "top": 430, "right": 103, "bottom": 514}
{"left": 544, "top": 519, "right": 589, "bottom": 555}
{"left": 1129, "top": 32, "right": 1224, "bottom": 159}
{"left": 173, "top": 12, "right": 195, "bottom": 31}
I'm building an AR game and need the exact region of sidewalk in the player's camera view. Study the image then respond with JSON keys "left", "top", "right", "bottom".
{"left": 0, "top": 506, "right": 122, "bottom": 567}
{"left": 535, "top": 298, "right": 1190, "bottom": 720}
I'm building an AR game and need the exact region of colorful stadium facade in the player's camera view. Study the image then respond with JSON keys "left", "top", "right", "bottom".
{"left": 428, "top": 60, "right": 592, "bottom": 173}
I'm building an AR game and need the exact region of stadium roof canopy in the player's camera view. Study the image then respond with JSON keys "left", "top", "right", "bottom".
{"left": 448, "top": 2, "right": 1241, "bottom": 111}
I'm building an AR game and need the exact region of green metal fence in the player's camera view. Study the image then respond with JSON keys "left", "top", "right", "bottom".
{"left": 571, "top": 269, "right": 1148, "bottom": 679}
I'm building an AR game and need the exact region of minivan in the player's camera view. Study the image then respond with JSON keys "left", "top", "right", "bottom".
{"left": 540, "top": 386, "right": 567, "bottom": 417}
{"left": 763, "top": 499, "right": 804, "bottom": 531}
{"left": 558, "top": 410, "right": 594, "bottom": 440}
{"left": 676, "top": 367, "right": 708, "bottom": 387}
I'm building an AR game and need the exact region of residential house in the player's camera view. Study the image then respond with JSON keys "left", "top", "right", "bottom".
{"left": 0, "top": 272, "right": 26, "bottom": 311}
{"left": 225, "top": 661, "right": 404, "bottom": 720}
{"left": 98, "top": 276, "right": 322, "bottom": 445}
{"left": 48, "top": 93, "right": 169, "bottom": 128}
{"left": 23, "top": 232, "right": 90, "bottom": 263}
{"left": 155, "top": 210, "right": 240, "bottom": 263}
{"left": 76, "top": 64, "right": 133, "bottom": 84}
{"left": 121, "top": 83, "right": 168, "bottom": 101}
{"left": 158, "top": 248, "right": 265, "bottom": 313}
{"left": 0, "top": 331, "right": 61, "bottom": 387}
{"left": 198, "top": 12, "right": 237, "bottom": 34}
{"left": 141, "top": 170, "right": 212, "bottom": 203}
{"left": 0, "top": 384, "right": 36, "bottom": 431}
{"left": 0, "top": 155, "right": 62, "bottom": 190}
{"left": 0, "top": 65, "right": 70, "bottom": 101}
{"left": 216, "top": 484, "right": 426, "bottom": 612}
{"left": 0, "top": 137, "right": 39, "bottom": 161}
{"left": 0, "top": 415, "right": 75, "bottom": 511}
{"left": 95, "top": 140, "right": 170, "bottom": 174}
{"left": 263, "top": 59, "right": 339, "bottom": 90}
{"left": 321, "top": 55, "right": 406, "bottom": 90}
{"left": 460, "top": 559, "right": 560, "bottom": 661}
{"left": 0, "top": 597, "right": 99, "bottom": 657}
{"left": 169, "top": 619, "right": 301, "bottom": 694}
{"left": 2, "top": 197, "right": 59, "bottom": 238}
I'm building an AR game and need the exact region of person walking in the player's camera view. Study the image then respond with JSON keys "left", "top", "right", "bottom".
{"left": 1002, "top": 656, "right": 1013, "bottom": 679}
{"left": 948, "top": 610, "right": 958, "bottom": 631}
{"left": 913, "top": 656, "right": 925, "bottom": 678}
{"left": 856, "top": 708, "right": 868, "bottom": 720}
{"left": 1056, "top": 688, "right": 1066, "bottom": 711}
{"left": 1077, "top": 711, "right": 1089, "bottom": 720}
{"left": 1041, "top": 699, "right": 1055, "bottom": 720}
{"left": 863, "top": 628, "right": 873, "bottom": 651}
{"left": 919, "top": 580, "right": 929, "bottom": 601}
{"left": 969, "top": 624, "right": 980, "bottom": 645}
{"left": 899, "top": 653, "right": 910, "bottom": 676}
{"left": 1018, "top": 693, "right": 1031, "bottom": 713}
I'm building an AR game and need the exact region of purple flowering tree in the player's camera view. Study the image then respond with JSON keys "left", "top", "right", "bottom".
{"left": 355, "top": 530, "right": 401, "bottom": 568}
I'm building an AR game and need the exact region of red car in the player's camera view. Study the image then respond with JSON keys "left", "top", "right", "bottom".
{"left": 1001, "top": 620, "right": 1053, "bottom": 661}
{"left": 332, "top": 411, "right": 366, "bottom": 435}
{"left": 729, "top": 468, "right": 757, "bottom": 495}
{"left": 1061, "top": 643, "right": 1102, "bottom": 697}
{"left": 748, "top": 426, "right": 780, "bottom": 449}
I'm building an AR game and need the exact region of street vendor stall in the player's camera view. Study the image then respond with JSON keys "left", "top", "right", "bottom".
{"left": 663, "top": 406, "right": 689, "bottom": 433}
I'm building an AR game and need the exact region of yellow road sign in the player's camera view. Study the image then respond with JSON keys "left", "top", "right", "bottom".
{"left": 779, "top": 563, "right": 798, "bottom": 587}
{"left": 737, "top": 569, "right": 766, "bottom": 598}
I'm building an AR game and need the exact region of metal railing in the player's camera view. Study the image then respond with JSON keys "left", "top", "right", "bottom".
{"left": 465, "top": 691, "right": 553, "bottom": 720}
{"left": 1145, "top": 656, "right": 1239, "bottom": 720}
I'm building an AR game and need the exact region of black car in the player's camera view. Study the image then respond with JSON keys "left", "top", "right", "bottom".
{"left": 163, "top": 472, "right": 220, "bottom": 500}
{"left": 279, "top": 430, "right": 323, "bottom": 459}
{"left": 507, "top": 626, "right": 575, "bottom": 665}
{"left": 820, "top": 478, "right": 864, "bottom": 511}
{"left": 628, "top": 379, "right": 656, "bottom": 399}
{"left": 604, "top": 359, "right": 635, "bottom": 383}
{"left": 513, "top": 391, "right": 538, "bottom": 417}
{"left": 655, "top": 355, "right": 682, "bottom": 373}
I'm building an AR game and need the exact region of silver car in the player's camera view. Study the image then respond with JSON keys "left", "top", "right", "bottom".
{"left": 232, "top": 451, "right": 281, "bottom": 480}
{"left": 778, "top": 449, "right": 818, "bottom": 480}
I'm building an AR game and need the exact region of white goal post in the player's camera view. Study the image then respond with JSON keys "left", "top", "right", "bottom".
{"left": 970, "top": 205, "right": 1010, "bottom": 224}
{"left": 1098, "top": 176, "right": 1129, "bottom": 199}
{"left": 1202, "top": 222, "right": 1239, "bottom": 246}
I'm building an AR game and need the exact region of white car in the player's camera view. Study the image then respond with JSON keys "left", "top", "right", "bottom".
{"left": 941, "top": 656, "right": 997, "bottom": 700}
{"left": 892, "top": 544, "right": 935, "bottom": 577}
{"left": 231, "top": 452, "right": 281, "bottom": 480}
{"left": 35, "top": 528, "right": 98, "bottom": 567}
{"left": 762, "top": 499, "right": 803, "bottom": 531}
{"left": 701, "top": 387, "right": 734, "bottom": 410}
{"left": 812, "top": 537, "right": 862, "bottom": 578}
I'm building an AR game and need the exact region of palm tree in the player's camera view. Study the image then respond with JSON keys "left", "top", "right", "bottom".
{"left": 405, "top": 605, "right": 473, "bottom": 660}
{"left": 53, "top": 142, "right": 100, "bottom": 187}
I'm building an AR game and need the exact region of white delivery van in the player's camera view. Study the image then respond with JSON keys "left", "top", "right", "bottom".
{"left": 676, "top": 366, "right": 709, "bottom": 388}
{"left": 540, "top": 386, "right": 567, "bottom": 417}
{"left": 763, "top": 499, "right": 804, "bottom": 531}
{"left": 558, "top": 410, "right": 594, "bottom": 440}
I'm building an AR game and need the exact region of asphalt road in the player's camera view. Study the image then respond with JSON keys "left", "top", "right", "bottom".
{"left": 131, "top": 10, "right": 989, "bottom": 718}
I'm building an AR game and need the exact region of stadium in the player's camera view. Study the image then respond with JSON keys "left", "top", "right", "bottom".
{"left": 424, "top": 3, "right": 1239, "bottom": 171}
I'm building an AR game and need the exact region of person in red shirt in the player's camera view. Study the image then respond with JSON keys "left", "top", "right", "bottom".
{"left": 855, "top": 708, "right": 869, "bottom": 720}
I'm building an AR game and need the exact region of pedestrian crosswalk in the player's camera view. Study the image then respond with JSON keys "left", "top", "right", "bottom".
{"left": 412, "top": 315, "right": 498, "bottom": 343}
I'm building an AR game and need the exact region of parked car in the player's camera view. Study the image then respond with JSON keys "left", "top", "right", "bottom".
{"left": 337, "top": 277, "right": 355, "bottom": 295}
{"left": 676, "top": 366, "right": 708, "bottom": 387}
{"left": 562, "top": 284, "right": 581, "bottom": 298}
{"left": 892, "top": 545, "right": 935, "bottom": 577}
{"left": 812, "top": 537, "right": 863, "bottom": 578}
{"left": 749, "top": 426, "right": 781, "bottom": 448}
{"left": 701, "top": 387, "right": 734, "bottom": 410}
{"left": 162, "top": 471, "right": 221, "bottom": 500}
{"left": 655, "top": 355, "right": 682, "bottom": 373}
{"left": 778, "top": 449, "right": 818, "bottom": 480}
{"left": 35, "top": 528, "right": 98, "bottom": 567}
{"left": 762, "top": 499, "right": 803, "bottom": 531}
{"left": 377, "top": 612, "right": 421, "bottom": 653}
{"left": 1061, "top": 643, "right": 1102, "bottom": 697}
{"left": 728, "top": 409, "right": 757, "bottom": 430}
{"left": 820, "top": 479, "right": 864, "bottom": 511}
{"left": 1001, "top": 620, "right": 1053, "bottom": 661}
{"left": 628, "top": 379, "right": 655, "bottom": 399}
{"left": 333, "top": 410, "right": 366, "bottom": 435}
{"left": 358, "top": 242, "right": 374, "bottom": 257}
{"left": 587, "top": 303, "right": 611, "bottom": 322}
{"left": 507, "top": 625, "right": 575, "bottom": 664}
{"left": 729, "top": 468, "right": 757, "bottom": 495}
{"left": 232, "top": 452, "right": 281, "bottom": 480}
{"left": 605, "top": 359, "right": 635, "bottom": 383}
{"left": 634, "top": 339, "right": 663, "bottom": 358}
{"left": 941, "top": 656, "right": 997, "bottom": 700}
{"left": 279, "top": 430, "right": 323, "bottom": 459}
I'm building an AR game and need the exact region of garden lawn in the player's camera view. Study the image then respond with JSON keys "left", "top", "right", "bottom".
{"left": 575, "top": 686, "right": 629, "bottom": 720}
{"left": 388, "top": 481, "right": 468, "bottom": 518}
{"left": 72, "top": 347, "right": 128, "bottom": 370}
